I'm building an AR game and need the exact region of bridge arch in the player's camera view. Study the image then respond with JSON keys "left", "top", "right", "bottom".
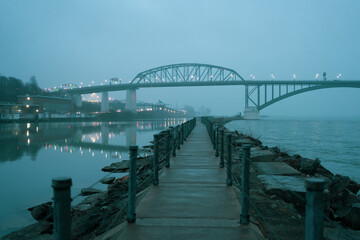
{"left": 131, "top": 63, "right": 245, "bottom": 84}
{"left": 257, "top": 84, "right": 360, "bottom": 110}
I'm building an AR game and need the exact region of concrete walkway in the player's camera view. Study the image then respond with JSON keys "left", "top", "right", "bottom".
{"left": 107, "top": 122, "right": 265, "bottom": 240}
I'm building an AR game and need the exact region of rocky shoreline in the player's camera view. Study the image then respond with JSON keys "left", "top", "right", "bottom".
{"left": 210, "top": 117, "right": 360, "bottom": 240}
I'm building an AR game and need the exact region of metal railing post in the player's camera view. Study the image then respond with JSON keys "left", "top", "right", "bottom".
{"left": 215, "top": 125, "right": 219, "bottom": 157}
{"left": 305, "top": 178, "right": 326, "bottom": 240}
{"left": 241, "top": 144, "right": 251, "bottom": 224}
{"left": 153, "top": 134, "right": 160, "bottom": 185}
{"left": 212, "top": 124, "right": 216, "bottom": 150}
{"left": 52, "top": 177, "right": 72, "bottom": 240}
{"left": 183, "top": 122, "right": 186, "bottom": 140}
{"left": 226, "top": 134, "right": 233, "bottom": 186}
{"left": 181, "top": 123, "right": 184, "bottom": 145}
{"left": 170, "top": 126, "right": 176, "bottom": 157}
{"left": 177, "top": 125, "right": 181, "bottom": 150}
{"left": 127, "top": 145, "right": 138, "bottom": 223}
{"left": 219, "top": 129, "right": 225, "bottom": 168}
{"left": 165, "top": 129, "right": 171, "bottom": 168}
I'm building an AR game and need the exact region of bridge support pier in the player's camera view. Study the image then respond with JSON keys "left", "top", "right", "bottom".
{"left": 71, "top": 94, "right": 82, "bottom": 112}
{"left": 126, "top": 89, "right": 137, "bottom": 113}
{"left": 243, "top": 107, "right": 260, "bottom": 120}
{"left": 101, "top": 91, "right": 109, "bottom": 112}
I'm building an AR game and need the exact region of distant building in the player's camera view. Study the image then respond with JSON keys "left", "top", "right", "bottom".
{"left": 17, "top": 95, "right": 72, "bottom": 113}
{"left": 0, "top": 103, "right": 20, "bottom": 120}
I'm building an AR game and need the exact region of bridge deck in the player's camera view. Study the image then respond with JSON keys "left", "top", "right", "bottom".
{"left": 106, "top": 122, "right": 264, "bottom": 240}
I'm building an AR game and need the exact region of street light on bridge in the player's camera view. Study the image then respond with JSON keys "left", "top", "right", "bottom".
{"left": 293, "top": 74, "right": 296, "bottom": 81}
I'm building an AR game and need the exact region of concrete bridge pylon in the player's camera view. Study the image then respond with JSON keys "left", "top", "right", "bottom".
{"left": 126, "top": 89, "right": 137, "bottom": 113}
{"left": 101, "top": 91, "right": 109, "bottom": 112}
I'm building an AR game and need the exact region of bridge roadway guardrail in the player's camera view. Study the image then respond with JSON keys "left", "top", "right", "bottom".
{"left": 201, "top": 116, "right": 356, "bottom": 240}
{"left": 46, "top": 117, "right": 197, "bottom": 239}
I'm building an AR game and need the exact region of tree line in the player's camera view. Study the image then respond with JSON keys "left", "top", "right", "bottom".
{"left": 0, "top": 75, "right": 43, "bottom": 102}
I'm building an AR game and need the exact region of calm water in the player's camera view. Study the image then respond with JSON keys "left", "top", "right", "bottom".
{"left": 226, "top": 116, "right": 360, "bottom": 183}
{"left": 0, "top": 118, "right": 186, "bottom": 237}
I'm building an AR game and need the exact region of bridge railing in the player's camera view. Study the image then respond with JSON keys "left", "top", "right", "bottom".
{"left": 201, "top": 117, "right": 355, "bottom": 240}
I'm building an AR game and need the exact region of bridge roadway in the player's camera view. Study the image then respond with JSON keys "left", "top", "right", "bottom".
{"left": 100, "top": 121, "right": 264, "bottom": 240}
{"left": 55, "top": 80, "right": 360, "bottom": 95}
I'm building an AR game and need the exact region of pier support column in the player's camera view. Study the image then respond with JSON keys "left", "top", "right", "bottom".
{"left": 71, "top": 94, "right": 82, "bottom": 113}
{"left": 101, "top": 91, "right": 109, "bottom": 112}
{"left": 72, "top": 94, "right": 83, "bottom": 108}
{"left": 243, "top": 107, "right": 260, "bottom": 120}
{"left": 126, "top": 89, "right": 137, "bottom": 113}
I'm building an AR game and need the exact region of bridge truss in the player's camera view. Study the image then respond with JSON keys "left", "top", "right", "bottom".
{"left": 131, "top": 63, "right": 245, "bottom": 84}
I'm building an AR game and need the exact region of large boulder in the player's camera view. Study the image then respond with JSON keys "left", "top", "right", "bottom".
{"left": 102, "top": 160, "right": 129, "bottom": 172}
{"left": 341, "top": 203, "right": 360, "bottom": 230}
{"left": 100, "top": 177, "right": 116, "bottom": 184}
{"left": 329, "top": 174, "right": 351, "bottom": 200}
{"left": 299, "top": 158, "right": 321, "bottom": 174}
{"left": 28, "top": 202, "right": 53, "bottom": 221}
{"left": 81, "top": 188, "right": 103, "bottom": 196}
{"left": 250, "top": 148, "right": 276, "bottom": 162}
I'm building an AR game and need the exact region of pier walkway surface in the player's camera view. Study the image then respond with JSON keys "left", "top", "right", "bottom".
{"left": 103, "top": 122, "right": 265, "bottom": 240}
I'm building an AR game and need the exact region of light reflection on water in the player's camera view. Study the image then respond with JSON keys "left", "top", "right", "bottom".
{"left": 0, "top": 118, "right": 186, "bottom": 237}
{"left": 226, "top": 116, "right": 360, "bottom": 183}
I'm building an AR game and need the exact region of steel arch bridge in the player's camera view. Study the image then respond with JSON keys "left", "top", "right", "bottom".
{"left": 50, "top": 63, "right": 360, "bottom": 118}
{"left": 131, "top": 63, "right": 245, "bottom": 84}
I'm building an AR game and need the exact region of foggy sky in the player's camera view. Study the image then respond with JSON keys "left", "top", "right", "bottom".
{"left": 1, "top": 0, "right": 360, "bottom": 116}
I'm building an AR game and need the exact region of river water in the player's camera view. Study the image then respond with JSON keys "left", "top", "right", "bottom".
{"left": 0, "top": 118, "right": 186, "bottom": 237}
{"left": 226, "top": 116, "right": 360, "bottom": 183}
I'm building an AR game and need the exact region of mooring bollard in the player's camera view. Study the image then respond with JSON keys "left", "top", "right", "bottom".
{"left": 153, "top": 134, "right": 160, "bottom": 185}
{"left": 127, "top": 145, "right": 138, "bottom": 223}
{"left": 305, "top": 178, "right": 326, "bottom": 240}
{"left": 52, "top": 177, "right": 72, "bottom": 240}
{"left": 165, "top": 129, "right": 171, "bottom": 168}
{"left": 226, "top": 134, "right": 233, "bottom": 186}
{"left": 219, "top": 129, "right": 225, "bottom": 168}
{"left": 241, "top": 144, "right": 251, "bottom": 224}
{"left": 215, "top": 126, "right": 219, "bottom": 157}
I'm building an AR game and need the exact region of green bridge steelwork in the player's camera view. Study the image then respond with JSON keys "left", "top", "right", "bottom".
{"left": 52, "top": 63, "right": 360, "bottom": 118}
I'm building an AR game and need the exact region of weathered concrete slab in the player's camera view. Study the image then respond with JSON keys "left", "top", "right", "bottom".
{"left": 234, "top": 138, "right": 254, "bottom": 146}
{"left": 253, "top": 162, "right": 301, "bottom": 176}
{"left": 136, "top": 217, "right": 240, "bottom": 228}
{"left": 250, "top": 148, "right": 276, "bottom": 162}
{"left": 257, "top": 175, "right": 306, "bottom": 193}
{"left": 159, "top": 168, "right": 226, "bottom": 184}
